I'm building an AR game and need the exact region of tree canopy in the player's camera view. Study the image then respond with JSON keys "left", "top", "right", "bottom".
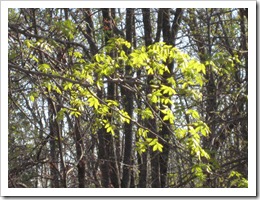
{"left": 8, "top": 8, "right": 248, "bottom": 188}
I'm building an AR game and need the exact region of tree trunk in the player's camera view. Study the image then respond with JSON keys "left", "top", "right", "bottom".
{"left": 121, "top": 8, "right": 135, "bottom": 188}
{"left": 48, "top": 98, "right": 60, "bottom": 188}
{"left": 160, "top": 8, "right": 183, "bottom": 188}
{"left": 75, "top": 117, "right": 86, "bottom": 188}
{"left": 141, "top": 8, "right": 156, "bottom": 188}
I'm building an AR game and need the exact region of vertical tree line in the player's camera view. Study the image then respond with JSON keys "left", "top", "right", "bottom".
{"left": 8, "top": 8, "right": 248, "bottom": 188}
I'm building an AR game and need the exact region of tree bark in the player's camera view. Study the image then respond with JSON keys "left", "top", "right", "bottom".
{"left": 141, "top": 8, "right": 156, "bottom": 188}
{"left": 48, "top": 98, "right": 60, "bottom": 188}
{"left": 75, "top": 117, "right": 86, "bottom": 188}
{"left": 121, "top": 8, "right": 134, "bottom": 188}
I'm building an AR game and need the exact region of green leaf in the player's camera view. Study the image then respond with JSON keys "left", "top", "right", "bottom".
{"left": 175, "top": 128, "right": 187, "bottom": 140}
{"left": 63, "top": 82, "right": 73, "bottom": 91}
{"left": 47, "top": 83, "right": 52, "bottom": 92}
{"left": 153, "top": 144, "right": 158, "bottom": 151}
{"left": 182, "top": 82, "right": 189, "bottom": 89}
{"left": 119, "top": 50, "right": 127, "bottom": 60}
{"left": 147, "top": 67, "right": 154, "bottom": 75}
{"left": 141, "top": 108, "right": 154, "bottom": 120}
{"left": 201, "top": 64, "right": 206, "bottom": 74}
{"left": 38, "top": 63, "right": 51, "bottom": 73}
{"left": 30, "top": 54, "right": 39, "bottom": 63}
{"left": 95, "top": 54, "right": 101, "bottom": 62}
{"left": 186, "top": 109, "right": 200, "bottom": 119}
{"left": 56, "top": 108, "right": 66, "bottom": 121}
{"left": 29, "top": 91, "right": 39, "bottom": 102}
{"left": 158, "top": 143, "right": 163, "bottom": 152}
{"left": 137, "top": 128, "right": 149, "bottom": 138}
{"left": 136, "top": 140, "right": 147, "bottom": 154}
{"left": 53, "top": 85, "right": 62, "bottom": 94}
{"left": 229, "top": 171, "right": 248, "bottom": 187}
{"left": 73, "top": 51, "right": 82, "bottom": 58}
{"left": 166, "top": 77, "right": 177, "bottom": 87}
{"left": 69, "top": 109, "right": 81, "bottom": 117}
{"left": 161, "top": 108, "right": 175, "bottom": 124}
{"left": 107, "top": 126, "right": 112, "bottom": 132}
{"left": 151, "top": 94, "right": 158, "bottom": 103}
{"left": 106, "top": 99, "right": 119, "bottom": 107}
{"left": 148, "top": 138, "right": 157, "bottom": 146}
{"left": 25, "top": 39, "right": 32, "bottom": 48}
{"left": 107, "top": 126, "right": 115, "bottom": 135}
{"left": 163, "top": 115, "right": 169, "bottom": 121}
{"left": 120, "top": 110, "right": 130, "bottom": 124}
{"left": 103, "top": 120, "right": 115, "bottom": 136}
{"left": 161, "top": 85, "right": 176, "bottom": 95}
{"left": 88, "top": 96, "right": 100, "bottom": 110}
{"left": 155, "top": 143, "right": 163, "bottom": 152}
{"left": 146, "top": 138, "right": 153, "bottom": 143}
{"left": 201, "top": 149, "right": 210, "bottom": 160}
{"left": 29, "top": 95, "right": 35, "bottom": 102}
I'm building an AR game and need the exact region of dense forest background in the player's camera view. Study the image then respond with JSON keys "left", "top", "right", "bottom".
{"left": 8, "top": 8, "right": 248, "bottom": 188}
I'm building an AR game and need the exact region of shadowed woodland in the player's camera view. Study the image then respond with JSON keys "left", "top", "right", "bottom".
{"left": 8, "top": 8, "right": 248, "bottom": 188}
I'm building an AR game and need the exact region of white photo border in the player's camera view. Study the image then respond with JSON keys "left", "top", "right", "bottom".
{"left": 1, "top": 0, "right": 256, "bottom": 197}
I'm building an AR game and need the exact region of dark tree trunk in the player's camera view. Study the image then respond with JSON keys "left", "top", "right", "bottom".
{"left": 155, "top": 9, "right": 163, "bottom": 43}
{"left": 159, "top": 8, "right": 183, "bottom": 188}
{"left": 171, "top": 8, "right": 183, "bottom": 46}
{"left": 142, "top": 9, "right": 153, "bottom": 45}
{"left": 121, "top": 8, "right": 134, "bottom": 188}
{"left": 140, "top": 8, "right": 156, "bottom": 188}
{"left": 48, "top": 98, "right": 60, "bottom": 188}
{"left": 84, "top": 8, "right": 98, "bottom": 56}
{"left": 75, "top": 117, "right": 86, "bottom": 188}
{"left": 162, "top": 9, "right": 171, "bottom": 44}
{"left": 97, "top": 125, "right": 110, "bottom": 187}
{"left": 99, "top": 8, "right": 120, "bottom": 188}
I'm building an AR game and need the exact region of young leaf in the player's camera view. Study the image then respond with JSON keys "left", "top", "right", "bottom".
{"left": 88, "top": 96, "right": 100, "bottom": 110}
{"left": 148, "top": 138, "right": 157, "bottom": 146}
{"left": 153, "top": 144, "right": 158, "bottom": 151}
{"left": 29, "top": 95, "right": 35, "bottom": 102}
